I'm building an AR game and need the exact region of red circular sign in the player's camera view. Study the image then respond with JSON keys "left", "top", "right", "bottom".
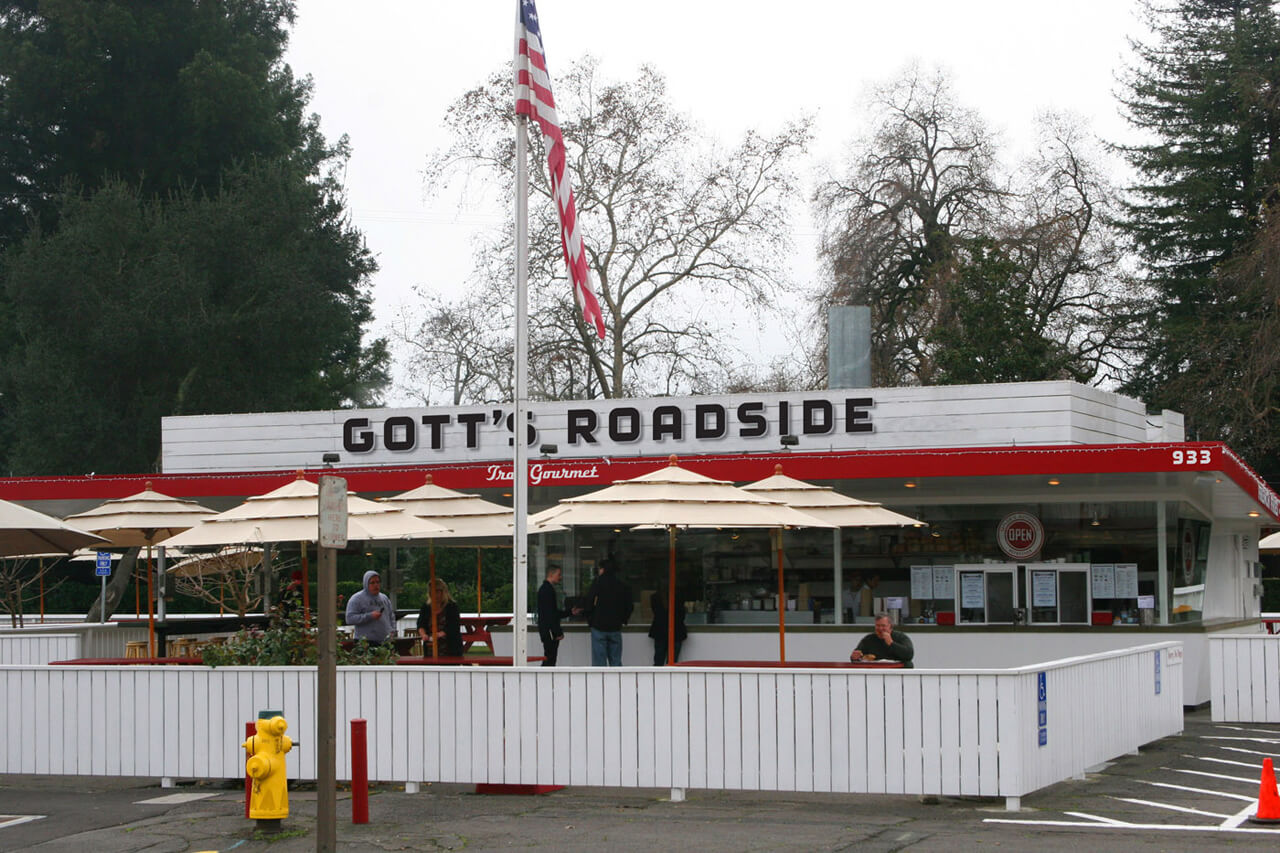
{"left": 997, "top": 511, "right": 1044, "bottom": 560}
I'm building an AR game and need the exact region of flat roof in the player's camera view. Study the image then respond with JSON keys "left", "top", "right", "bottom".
{"left": 1, "top": 441, "right": 1276, "bottom": 525}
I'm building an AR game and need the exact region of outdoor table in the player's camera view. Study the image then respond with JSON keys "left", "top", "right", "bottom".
{"left": 673, "top": 659, "right": 904, "bottom": 669}
{"left": 118, "top": 615, "right": 270, "bottom": 657}
{"left": 395, "top": 655, "right": 543, "bottom": 666}
{"left": 1263, "top": 617, "right": 1280, "bottom": 635}
{"left": 460, "top": 616, "right": 511, "bottom": 654}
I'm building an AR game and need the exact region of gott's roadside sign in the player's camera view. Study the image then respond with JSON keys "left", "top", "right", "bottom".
{"left": 997, "top": 511, "right": 1044, "bottom": 560}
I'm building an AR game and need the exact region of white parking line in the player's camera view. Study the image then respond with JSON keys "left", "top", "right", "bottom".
{"left": 1222, "top": 800, "right": 1262, "bottom": 830}
{"left": 1216, "top": 745, "right": 1280, "bottom": 758}
{"left": 1164, "top": 767, "right": 1260, "bottom": 785}
{"left": 1202, "top": 736, "right": 1280, "bottom": 744}
{"left": 0, "top": 815, "right": 45, "bottom": 830}
{"left": 1109, "top": 796, "right": 1231, "bottom": 819}
{"left": 1190, "top": 755, "right": 1268, "bottom": 770}
{"left": 984, "top": 817, "right": 1280, "bottom": 835}
{"left": 1135, "top": 780, "right": 1257, "bottom": 801}
{"left": 1062, "top": 811, "right": 1128, "bottom": 825}
{"left": 134, "top": 793, "right": 219, "bottom": 805}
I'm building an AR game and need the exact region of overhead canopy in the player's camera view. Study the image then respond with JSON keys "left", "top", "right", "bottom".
{"left": 0, "top": 498, "right": 105, "bottom": 557}
{"left": 529, "top": 457, "right": 835, "bottom": 531}
{"left": 741, "top": 465, "right": 924, "bottom": 528}
{"left": 63, "top": 482, "right": 217, "bottom": 547}
{"left": 159, "top": 473, "right": 452, "bottom": 548}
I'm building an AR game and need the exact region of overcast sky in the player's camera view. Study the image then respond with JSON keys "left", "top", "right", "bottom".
{"left": 284, "top": 1, "right": 1146, "bottom": 405}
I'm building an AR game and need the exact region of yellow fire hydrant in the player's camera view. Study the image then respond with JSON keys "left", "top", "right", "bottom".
{"left": 243, "top": 712, "right": 293, "bottom": 828}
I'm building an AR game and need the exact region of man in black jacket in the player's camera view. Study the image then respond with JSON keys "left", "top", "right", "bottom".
{"left": 537, "top": 566, "right": 573, "bottom": 666}
{"left": 585, "top": 559, "right": 633, "bottom": 666}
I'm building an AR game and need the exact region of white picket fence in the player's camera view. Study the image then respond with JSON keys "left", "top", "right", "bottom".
{"left": 0, "top": 642, "right": 1182, "bottom": 810}
{"left": 1209, "top": 634, "right": 1280, "bottom": 722}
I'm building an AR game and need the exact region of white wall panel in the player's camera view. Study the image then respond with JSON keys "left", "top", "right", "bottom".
{"left": 0, "top": 644, "right": 1183, "bottom": 808}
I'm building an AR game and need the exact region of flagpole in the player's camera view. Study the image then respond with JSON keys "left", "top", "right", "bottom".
{"left": 513, "top": 112, "right": 530, "bottom": 667}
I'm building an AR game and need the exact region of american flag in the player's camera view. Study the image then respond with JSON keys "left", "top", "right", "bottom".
{"left": 514, "top": 0, "right": 606, "bottom": 340}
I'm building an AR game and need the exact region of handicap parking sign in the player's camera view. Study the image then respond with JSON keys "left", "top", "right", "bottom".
{"left": 95, "top": 551, "right": 112, "bottom": 577}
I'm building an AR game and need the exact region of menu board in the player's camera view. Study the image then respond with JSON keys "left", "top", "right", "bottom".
{"left": 910, "top": 565, "right": 934, "bottom": 600}
{"left": 1114, "top": 563, "right": 1139, "bottom": 598}
{"left": 933, "top": 565, "right": 956, "bottom": 600}
{"left": 1090, "top": 564, "right": 1116, "bottom": 599}
{"left": 1032, "top": 570, "right": 1057, "bottom": 607}
{"left": 960, "top": 572, "right": 985, "bottom": 608}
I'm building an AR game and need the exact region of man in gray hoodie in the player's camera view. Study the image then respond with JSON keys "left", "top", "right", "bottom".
{"left": 344, "top": 570, "right": 394, "bottom": 644}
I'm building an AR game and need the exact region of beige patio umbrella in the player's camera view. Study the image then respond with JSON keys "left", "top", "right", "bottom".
{"left": 160, "top": 473, "right": 453, "bottom": 548}
{"left": 529, "top": 456, "right": 833, "bottom": 664}
{"left": 160, "top": 473, "right": 452, "bottom": 637}
{"left": 743, "top": 464, "right": 924, "bottom": 633}
{"left": 167, "top": 546, "right": 264, "bottom": 578}
{"left": 1261, "top": 532, "right": 1280, "bottom": 552}
{"left": 379, "top": 474, "right": 513, "bottom": 657}
{"left": 65, "top": 482, "right": 216, "bottom": 656}
{"left": 0, "top": 498, "right": 106, "bottom": 557}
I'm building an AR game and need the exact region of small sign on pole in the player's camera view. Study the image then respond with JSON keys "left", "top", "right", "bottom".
{"left": 95, "top": 551, "right": 112, "bottom": 625}
{"left": 318, "top": 476, "right": 348, "bottom": 549}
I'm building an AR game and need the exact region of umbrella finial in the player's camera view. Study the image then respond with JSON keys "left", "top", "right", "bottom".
{"left": 145, "top": 480, "right": 153, "bottom": 491}
{"left": 668, "top": 454, "right": 679, "bottom": 467}
{"left": 295, "top": 470, "right": 305, "bottom": 480}
{"left": 425, "top": 473, "right": 433, "bottom": 485}
{"left": 774, "top": 464, "right": 783, "bottom": 475}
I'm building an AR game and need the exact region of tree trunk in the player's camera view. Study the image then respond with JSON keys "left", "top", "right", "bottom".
{"left": 84, "top": 548, "right": 140, "bottom": 622}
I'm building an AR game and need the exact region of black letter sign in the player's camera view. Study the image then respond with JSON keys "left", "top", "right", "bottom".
{"left": 343, "top": 418, "right": 374, "bottom": 453}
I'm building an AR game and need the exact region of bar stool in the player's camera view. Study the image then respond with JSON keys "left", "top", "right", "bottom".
{"left": 125, "top": 641, "right": 146, "bottom": 659}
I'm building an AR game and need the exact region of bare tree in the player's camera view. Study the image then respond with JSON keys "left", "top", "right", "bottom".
{"left": 390, "top": 285, "right": 513, "bottom": 405}
{"left": 0, "top": 555, "right": 66, "bottom": 627}
{"left": 169, "top": 550, "right": 289, "bottom": 620}
{"left": 424, "top": 57, "right": 811, "bottom": 400}
{"left": 814, "top": 68, "right": 1131, "bottom": 386}
{"left": 814, "top": 67, "right": 1004, "bottom": 385}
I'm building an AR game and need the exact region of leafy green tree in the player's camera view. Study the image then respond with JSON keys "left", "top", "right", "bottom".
{"left": 929, "top": 241, "right": 1092, "bottom": 384}
{"left": 1118, "top": 0, "right": 1280, "bottom": 469}
{"left": 0, "top": 1, "right": 387, "bottom": 474}
{"left": 5, "top": 167, "right": 387, "bottom": 474}
{"left": 0, "top": 0, "right": 322, "bottom": 245}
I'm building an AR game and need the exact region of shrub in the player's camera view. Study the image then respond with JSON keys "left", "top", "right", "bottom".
{"left": 203, "top": 586, "right": 397, "bottom": 666}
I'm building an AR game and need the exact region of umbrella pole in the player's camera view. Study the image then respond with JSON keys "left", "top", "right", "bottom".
{"left": 39, "top": 558, "right": 44, "bottom": 624}
{"left": 429, "top": 541, "right": 438, "bottom": 658}
{"left": 668, "top": 526, "right": 677, "bottom": 666}
{"left": 775, "top": 529, "right": 786, "bottom": 663}
{"left": 300, "top": 541, "right": 311, "bottom": 626}
{"left": 476, "top": 548, "right": 483, "bottom": 616}
{"left": 146, "top": 545, "right": 156, "bottom": 658}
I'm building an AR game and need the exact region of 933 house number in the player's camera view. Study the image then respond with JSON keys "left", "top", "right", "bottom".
{"left": 1172, "top": 449, "right": 1211, "bottom": 465}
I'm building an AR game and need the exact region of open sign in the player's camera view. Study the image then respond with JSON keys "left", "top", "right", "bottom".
{"left": 997, "top": 511, "right": 1044, "bottom": 559}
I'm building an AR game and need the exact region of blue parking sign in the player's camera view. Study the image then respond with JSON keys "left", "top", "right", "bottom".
{"left": 95, "top": 551, "right": 112, "bottom": 577}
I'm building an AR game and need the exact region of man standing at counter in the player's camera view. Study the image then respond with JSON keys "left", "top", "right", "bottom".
{"left": 850, "top": 612, "right": 914, "bottom": 668}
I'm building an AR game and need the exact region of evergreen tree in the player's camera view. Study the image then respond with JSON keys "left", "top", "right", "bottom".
{"left": 0, "top": 1, "right": 387, "bottom": 474}
{"left": 1118, "top": 0, "right": 1280, "bottom": 468}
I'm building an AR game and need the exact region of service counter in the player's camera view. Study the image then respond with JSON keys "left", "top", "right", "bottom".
{"left": 491, "top": 617, "right": 1261, "bottom": 706}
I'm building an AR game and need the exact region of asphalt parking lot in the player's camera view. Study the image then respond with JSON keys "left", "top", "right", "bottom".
{"left": 2, "top": 707, "right": 1278, "bottom": 852}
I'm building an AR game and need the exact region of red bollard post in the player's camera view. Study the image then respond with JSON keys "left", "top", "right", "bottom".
{"left": 351, "top": 718, "right": 369, "bottom": 825}
{"left": 244, "top": 721, "right": 255, "bottom": 818}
